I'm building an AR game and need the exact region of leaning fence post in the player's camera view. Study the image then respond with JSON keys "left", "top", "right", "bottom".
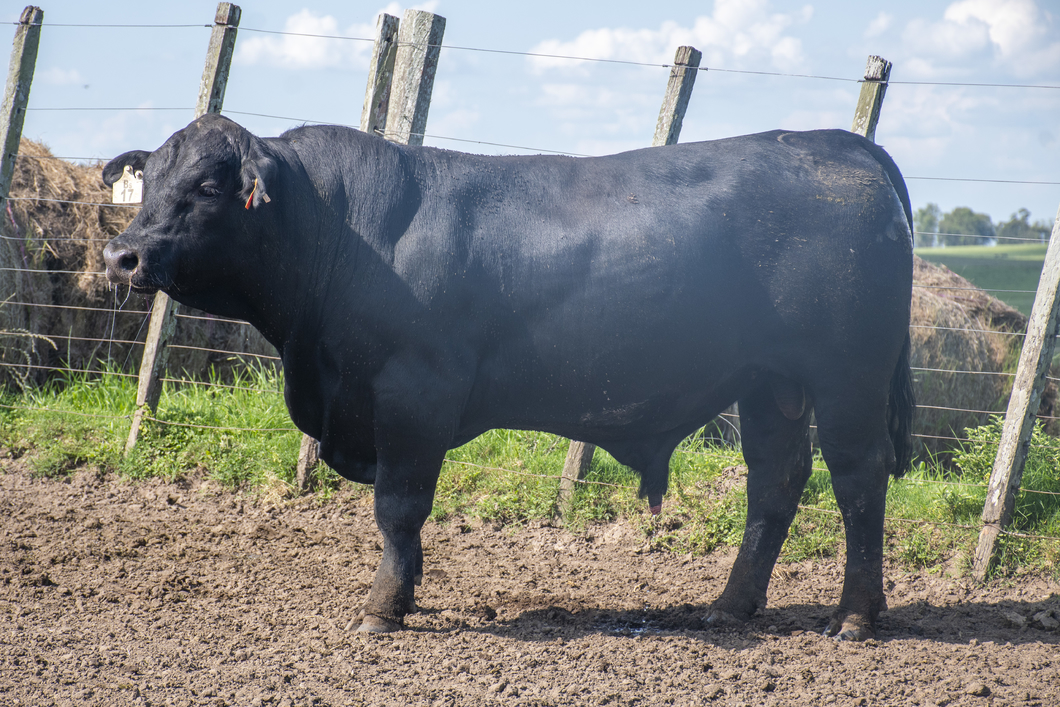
{"left": 125, "top": 2, "right": 241, "bottom": 454}
{"left": 972, "top": 206, "right": 1060, "bottom": 580}
{"left": 851, "top": 55, "right": 891, "bottom": 142}
{"left": 360, "top": 13, "right": 400, "bottom": 135}
{"left": 384, "top": 9, "right": 445, "bottom": 146}
{"left": 652, "top": 45, "right": 702, "bottom": 147}
{"left": 558, "top": 46, "right": 703, "bottom": 519}
{"left": 0, "top": 6, "right": 43, "bottom": 212}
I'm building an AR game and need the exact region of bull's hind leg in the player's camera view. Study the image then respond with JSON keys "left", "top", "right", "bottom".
{"left": 707, "top": 377, "right": 812, "bottom": 625}
{"left": 815, "top": 392, "right": 894, "bottom": 641}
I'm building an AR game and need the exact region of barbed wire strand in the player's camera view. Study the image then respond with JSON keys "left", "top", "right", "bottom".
{"left": 159, "top": 377, "right": 283, "bottom": 395}
{"left": 672, "top": 449, "right": 1060, "bottom": 498}
{"left": 0, "top": 300, "right": 151, "bottom": 315}
{"left": 140, "top": 414, "right": 295, "bottom": 433}
{"left": 0, "top": 401, "right": 132, "bottom": 421}
{"left": 8, "top": 20, "right": 1056, "bottom": 91}
{"left": 444, "top": 458, "right": 1060, "bottom": 539}
{"left": 167, "top": 344, "right": 280, "bottom": 361}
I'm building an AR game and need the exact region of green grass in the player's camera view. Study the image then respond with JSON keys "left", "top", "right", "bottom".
{"left": 915, "top": 242, "right": 1047, "bottom": 315}
{"left": 437, "top": 430, "right": 748, "bottom": 554}
{"left": 0, "top": 371, "right": 1057, "bottom": 578}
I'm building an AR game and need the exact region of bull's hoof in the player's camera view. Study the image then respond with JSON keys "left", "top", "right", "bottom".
{"left": 703, "top": 607, "right": 743, "bottom": 628}
{"left": 823, "top": 612, "right": 875, "bottom": 641}
{"left": 357, "top": 613, "right": 404, "bottom": 633}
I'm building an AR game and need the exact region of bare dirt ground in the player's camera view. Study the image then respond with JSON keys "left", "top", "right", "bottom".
{"left": 1, "top": 461, "right": 1057, "bottom": 707}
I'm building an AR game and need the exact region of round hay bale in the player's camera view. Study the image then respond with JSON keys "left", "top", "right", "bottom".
{"left": 910, "top": 255, "right": 1053, "bottom": 464}
{"left": 0, "top": 201, "right": 48, "bottom": 389}
{"left": 3, "top": 139, "right": 277, "bottom": 384}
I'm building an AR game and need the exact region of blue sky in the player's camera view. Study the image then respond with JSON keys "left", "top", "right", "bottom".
{"left": 6, "top": 0, "right": 1059, "bottom": 230}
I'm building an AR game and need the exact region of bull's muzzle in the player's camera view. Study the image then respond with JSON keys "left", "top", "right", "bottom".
{"left": 103, "top": 239, "right": 156, "bottom": 293}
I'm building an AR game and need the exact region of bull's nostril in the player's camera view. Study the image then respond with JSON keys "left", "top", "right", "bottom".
{"left": 118, "top": 253, "right": 139, "bottom": 272}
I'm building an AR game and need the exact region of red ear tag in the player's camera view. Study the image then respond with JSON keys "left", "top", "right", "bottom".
{"left": 245, "top": 178, "right": 257, "bottom": 210}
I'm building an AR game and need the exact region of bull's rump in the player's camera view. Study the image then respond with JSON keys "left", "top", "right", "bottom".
{"left": 422, "top": 130, "right": 912, "bottom": 436}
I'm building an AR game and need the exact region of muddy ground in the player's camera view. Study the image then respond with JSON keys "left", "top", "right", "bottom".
{"left": 1, "top": 461, "right": 1057, "bottom": 707}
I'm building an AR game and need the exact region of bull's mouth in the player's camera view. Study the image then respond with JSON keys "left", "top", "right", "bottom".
{"left": 104, "top": 265, "right": 162, "bottom": 295}
{"left": 127, "top": 282, "right": 162, "bottom": 296}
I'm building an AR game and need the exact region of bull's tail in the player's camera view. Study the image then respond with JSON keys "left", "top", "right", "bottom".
{"left": 888, "top": 333, "right": 916, "bottom": 478}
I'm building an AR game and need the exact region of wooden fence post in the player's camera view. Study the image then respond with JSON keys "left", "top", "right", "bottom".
{"left": 851, "top": 55, "right": 891, "bottom": 142}
{"left": 972, "top": 207, "right": 1060, "bottom": 580}
{"left": 652, "top": 45, "right": 702, "bottom": 147}
{"left": 0, "top": 6, "right": 43, "bottom": 210}
{"left": 125, "top": 2, "right": 241, "bottom": 454}
{"left": 384, "top": 9, "right": 445, "bottom": 146}
{"left": 558, "top": 46, "right": 703, "bottom": 519}
{"left": 360, "top": 13, "right": 400, "bottom": 135}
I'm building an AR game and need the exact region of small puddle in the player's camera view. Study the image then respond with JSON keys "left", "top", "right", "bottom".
{"left": 593, "top": 615, "right": 660, "bottom": 636}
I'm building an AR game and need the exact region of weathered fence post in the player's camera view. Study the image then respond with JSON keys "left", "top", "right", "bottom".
{"left": 295, "top": 434, "right": 320, "bottom": 493}
{"left": 125, "top": 2, "right": 241, "bottom": 454}
{"left": 851, "top": 55, "right": 891, "bottom": 142}
{"left": 652, "top": 45, "right": 702, "bottom": 147}
{"left": 0, "top": 6, "right": 43, "bottom": 211}
{"left": 360, "top": 13, "right": 400, "bottom": 135}
{"left": 384, "top": 9, "right": 445, "bottom": 146}
{"left": 972, "top": 206, "right": 1060, "bottom": 580}
{"left": 297, "top": 11, "right": 444, "bottom": 491}
{"left": 557, "top": 46, "right": 703, "bottom": 519}
{"left": 557, "top": 441, "right": 594, "bottom": 517}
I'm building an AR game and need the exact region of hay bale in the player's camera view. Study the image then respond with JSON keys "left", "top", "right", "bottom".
{"left": 910, "top": 255, "right": 1052, "bottom": 463}
{"left": 2, "top": 138, "right": 277, "bottom": 384}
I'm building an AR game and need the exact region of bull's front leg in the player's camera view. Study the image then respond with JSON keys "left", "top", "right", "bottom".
{"left": 357, "top": 443, "right": 444, "bottom": 633}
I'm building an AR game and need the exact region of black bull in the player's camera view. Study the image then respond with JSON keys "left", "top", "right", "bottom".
{"left": 102, "top": 114, "right": 914, "bottom": 640}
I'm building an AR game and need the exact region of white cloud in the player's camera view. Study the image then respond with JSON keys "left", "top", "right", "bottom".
{"left": 426, "top": 108, "right": 481, "bottom": 144}
{"left": 39, "top": 68, "right": 84, "bottom": 86}
{"left": 527, "top": 0, "right": 814, "bottom": 75}
{"left": 76, "top": 101, "right": 179, "bottom": 159}
{"left": 236, "top": 10, "right": 369, "bottom": 69}
{"left": 236, "top": 4, "right": 441, "bottom": 70}
{"left": 865, "top": 12, "right": 893, "bottom": 38}
{"left": 901, "top": 0, "right": 1060, "bottom": 78}
{"left": 519, "top": 0, "right": 815, "bottom": 155}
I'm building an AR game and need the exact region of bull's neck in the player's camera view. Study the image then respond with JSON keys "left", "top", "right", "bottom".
{"left": 214, "top": 132, "right": 414, "bottom": 354}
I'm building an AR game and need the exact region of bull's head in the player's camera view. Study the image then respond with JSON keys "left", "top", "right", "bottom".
{"left": 102, "top": 114, "right": 277, "bottom": 307}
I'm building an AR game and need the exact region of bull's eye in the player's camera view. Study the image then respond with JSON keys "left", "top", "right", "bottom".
{"left": 197, "top": 185, "right": 221, "bottom": 198}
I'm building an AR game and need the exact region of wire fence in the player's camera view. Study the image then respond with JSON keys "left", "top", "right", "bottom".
{"left": 2, "top": 11, "right": 1058, "bottom": 546}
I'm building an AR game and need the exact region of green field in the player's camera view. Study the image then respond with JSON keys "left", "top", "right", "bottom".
{"left": 915, "top": 243, "right": 1047, "bottom": 316}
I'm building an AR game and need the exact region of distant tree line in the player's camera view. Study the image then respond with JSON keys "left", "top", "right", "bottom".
{"left": 914, "top": 204, "right": 1054, "bottom": 247}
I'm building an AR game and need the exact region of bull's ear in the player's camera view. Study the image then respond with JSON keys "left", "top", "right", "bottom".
{"left": 239, "top": 146, "right": 278, "bottom": 209}
{"left": 102, "top": 150, "right": 151, "bottom": 186}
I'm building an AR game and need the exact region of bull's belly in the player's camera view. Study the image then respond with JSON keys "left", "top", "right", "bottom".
{"left": 457, "top": 360, "right": 759, "bottom": 446}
